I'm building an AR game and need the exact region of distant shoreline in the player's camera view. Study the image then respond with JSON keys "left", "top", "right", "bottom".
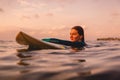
{"left": 97, "top": 37, "right": 120, "bottom": 41}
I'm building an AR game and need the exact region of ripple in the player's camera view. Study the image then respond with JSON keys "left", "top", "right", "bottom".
{"left": 0, "top": 50, "right": 6, "bottom": 52}
{"left": 0, "top": 41, "right": 120, "bottom": 80}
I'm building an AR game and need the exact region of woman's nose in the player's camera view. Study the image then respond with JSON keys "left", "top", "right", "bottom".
{"left": 70, "top": 35, "right": 73, "bottom": 38}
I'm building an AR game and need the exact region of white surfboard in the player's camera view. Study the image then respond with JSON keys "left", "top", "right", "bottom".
{"left": 16, "top": 31, "right": 65, "bottom": 50}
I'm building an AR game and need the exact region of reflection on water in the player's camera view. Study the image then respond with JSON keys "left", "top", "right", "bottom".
{"left": 0, "top": 40, "right": 120, "bottom": 80}
{"left": 17, "top": 60, "right": 30, "bottom": 66}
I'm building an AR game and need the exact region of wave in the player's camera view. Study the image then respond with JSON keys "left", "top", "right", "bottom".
{"left": 0, "top": 40, "right": 119, "bottom": 80}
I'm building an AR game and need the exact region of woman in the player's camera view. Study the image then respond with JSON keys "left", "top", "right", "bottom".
{"left": 42, "top": 26, "right": 86, "bottom": 49}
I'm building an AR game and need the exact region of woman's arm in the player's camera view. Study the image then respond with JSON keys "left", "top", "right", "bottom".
{"left": 42, "top": 38, "right": 85, "bottom": 48}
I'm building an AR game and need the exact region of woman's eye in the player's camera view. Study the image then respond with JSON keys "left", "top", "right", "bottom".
{"left": 73, "top": 33, "right": 76, "bottom": 35}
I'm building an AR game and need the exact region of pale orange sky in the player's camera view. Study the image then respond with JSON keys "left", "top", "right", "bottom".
{"left": 0, "top": 0, "right": 120, "bottom": 40}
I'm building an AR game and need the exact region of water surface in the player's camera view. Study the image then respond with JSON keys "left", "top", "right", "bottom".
{"left": 0, "top": 40, "right": 120, "bottom": 80}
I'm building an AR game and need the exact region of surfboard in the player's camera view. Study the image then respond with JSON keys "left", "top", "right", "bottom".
{"left": 16, "top": 31, "right": 65, "bottom": 50}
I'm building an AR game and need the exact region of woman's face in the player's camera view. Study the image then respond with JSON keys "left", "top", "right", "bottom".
{"left": 70, "top": 29, "right": 83, "bottom": 42}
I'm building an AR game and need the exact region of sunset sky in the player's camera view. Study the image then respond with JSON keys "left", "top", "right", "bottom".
{"left": 0, "top": 0, "right": 120, "bottom": 40}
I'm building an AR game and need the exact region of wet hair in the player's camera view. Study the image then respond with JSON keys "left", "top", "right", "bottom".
{"left": 72, "top": 26, "right": 85, "bottom": 42}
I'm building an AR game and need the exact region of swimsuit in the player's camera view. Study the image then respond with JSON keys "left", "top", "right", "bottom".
{"left": 42, "top": 38, "right": 85, "bottom": 48}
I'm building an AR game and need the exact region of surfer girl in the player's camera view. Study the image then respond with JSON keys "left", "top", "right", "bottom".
{"left": 42, "top": 26, "right": 86, "bottom": 50}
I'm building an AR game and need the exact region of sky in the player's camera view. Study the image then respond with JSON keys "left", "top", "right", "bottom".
{"left": 0, "top": 0, "right": 120, "bottom": 41}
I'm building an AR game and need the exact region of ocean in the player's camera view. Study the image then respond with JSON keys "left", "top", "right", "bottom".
{"left": 0, "top": 40, "right": 120, "bottom": 80}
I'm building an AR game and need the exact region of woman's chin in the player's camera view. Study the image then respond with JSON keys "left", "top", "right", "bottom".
{"left": 70, "top": 39, "right": 77, "bottom": 42}
{"left": 71, "top": 40, "right": 76, "bottom": 42}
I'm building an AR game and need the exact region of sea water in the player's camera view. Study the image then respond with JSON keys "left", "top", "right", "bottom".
{"left": 0, "top": 40, "right": 120, "bottom": 80}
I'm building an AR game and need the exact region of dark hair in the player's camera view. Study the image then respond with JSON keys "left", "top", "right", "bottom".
{"left": 72, "top": 26, "right": 85, "bottom": 42}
